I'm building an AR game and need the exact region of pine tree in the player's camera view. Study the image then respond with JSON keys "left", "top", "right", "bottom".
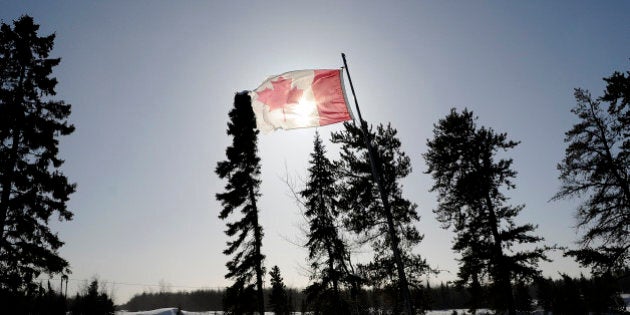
{"left": 331, "top": 122, "right": 429, "bottom": 313}
{"left": 300, "top": 131, "right": 350, "bottom": 313}
{"left": 424, "top": 108, "right": 549, "bottom": 315}
{"left": 216, "top": 92, "right": 265, "bottom": 315}
{"left": 554, "top": 67, "right": 630, "bottom": 273}
{"left": 0, "top": 15, "right": 75, "bottom": 295}
{"left": 269, "top": 265, "right": 290, "bottom": 315}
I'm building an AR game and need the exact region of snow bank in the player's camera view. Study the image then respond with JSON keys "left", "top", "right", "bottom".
{"left": 117, "top": 311, "right": 494, "bottom": 315}
{"left": 116, "top": 312, "right": 303, "bottom": 315}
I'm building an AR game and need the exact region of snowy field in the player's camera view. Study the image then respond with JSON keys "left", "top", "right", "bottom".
{"left": 117, "top": 297, "right": 630, "bottom": 315}
{"left": 116, "top": 309, "right": 493, "bottom": 315}
{"left": 116, "top": 311, "right": 473, "bottom": 315}
{"left": 117, "top": 310, "right": 630, "bottom": 315}
{"left": 117, "top": 311, "right": 626, "bottom": 315}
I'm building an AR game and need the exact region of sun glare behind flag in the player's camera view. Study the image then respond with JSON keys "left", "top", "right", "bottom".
{"left": 249, "top": 69, "right": 353, "bottom": 133}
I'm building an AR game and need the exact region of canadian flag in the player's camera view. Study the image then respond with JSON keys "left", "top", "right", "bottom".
{"left": 249, "top": 69, "right": 353, "bottom": 133}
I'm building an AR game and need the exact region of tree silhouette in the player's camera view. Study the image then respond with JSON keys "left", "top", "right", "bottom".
{"left": 425, "top": 108, "right": 549, "bottom": 315}
{"left": 554, "top": 66, "right": 630, "bottom": 274}
{"left": 300, "top": 131, "right": 351, "bottom": 314}
{"left": 70, "top": 279, "right": 115, "bottom": 315}
{"left": 331, "top": 122, "right": 429, "bottom": 313}
{"left": 268, "top": 265, "right": 290, "bottom": 315}
{"left": 0, "top": 15, "right": 75, "bottom": 295}
{"left": 216, "top": 92, "right": 265, "bottom": 315}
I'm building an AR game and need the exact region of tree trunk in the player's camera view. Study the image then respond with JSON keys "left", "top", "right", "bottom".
{"left": 327, "top": 246, "right": 339, "bottom": 295}
{"left": 485, "top": 194, "right": 514, "bottom": 315}
{"left": 250, "top": 187, "right": 265, "bottom": 315}
{"left": 361, "top": 121, "right": 414, "bottom": 315}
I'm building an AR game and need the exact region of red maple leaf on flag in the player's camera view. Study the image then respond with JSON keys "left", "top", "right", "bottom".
{"left": 256, "top": 76, "right": 304, "bottom": 112}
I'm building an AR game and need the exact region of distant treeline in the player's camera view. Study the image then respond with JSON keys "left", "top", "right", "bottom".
{"left": 427, "top": 275, "right": 630, "bottom": 312}
{"left": 117, "top": 287, "right": 433, "bottom": 312}
{"left": 118, "top": 275, "right": 630, "bottom": 312}
{"left": 119, "top": 288, "right": 305, "bottom": 312}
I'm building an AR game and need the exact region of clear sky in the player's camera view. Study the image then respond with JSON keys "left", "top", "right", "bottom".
{"left": 1, "top": 0, "right": 629, "bottom": 304}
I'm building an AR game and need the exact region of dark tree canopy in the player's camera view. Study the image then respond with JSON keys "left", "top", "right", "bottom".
{"left": 215, "top": 92, "right": 265, "bottom": 315}
{"left": 332, "top": 122, "right": 429, "bottom": 312}
{"left": 554, "top": 66, "right": 630, "bottom": 274}
{"left": 0, "top": 15, "right": 75, "bottom": 294}
{"left": 425, "top": 108, "right": 549, "bottom": 315}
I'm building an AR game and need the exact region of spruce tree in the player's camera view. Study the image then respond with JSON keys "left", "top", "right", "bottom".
{"left": 554, "top": 67, "right": 630, "bottom": 273}
{"left": 300, "top": 131, "right": 350, "bottom": 314}
{"left": 331, "top": 122, "right": 429, "bottom": 313}
{"left": 268, "top": 265, "right": 290, "bottom": 315}
{"left": 216, "top": 92, "right": 265, "bottom": 315}
{"left": 0, "top": 15, "right": 75, "bottom": 295}
{"left": 424, "top": 108, "right": 549, "bottom": 315}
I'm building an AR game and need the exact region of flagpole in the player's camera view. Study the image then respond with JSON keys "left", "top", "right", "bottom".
{"left": 341, "top": 53, "right": 414, "bottom": 315}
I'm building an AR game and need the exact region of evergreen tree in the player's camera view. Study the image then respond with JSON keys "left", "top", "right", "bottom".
{"left": 554, "top": 67, "right": 630, "bottom": 273}
{"left": 216, "top": 92, "right": 265, "bottom": 315}
{"left": 0, "top": 15, "right": 75, "bottom": 295}
{"left": 300, "top": 131, "right": 350, "bottom": 314}
{"left": 268, "top": 265, "right": 290, "bottom": 315}
{"left": 331, "top": 122, "right": 429, "bottom": 313}
{"left": 70, "top": 279, "right": 114, "bottom": 315}
{"left": 424, "top": 108, "right": 549, "bottom": 315}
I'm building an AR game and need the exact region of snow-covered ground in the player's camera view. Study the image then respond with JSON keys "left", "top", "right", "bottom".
{"left": 116, "top": 309, "right": 493, "bottom": 315}
{"left": 117, "top": 309, "right": 216, "bottom": 315}
{"left": 117, "top": 300, "right": 630, "bottom": 315}
{"left": 424, "top": 310, "right": 492, "bottom": 315}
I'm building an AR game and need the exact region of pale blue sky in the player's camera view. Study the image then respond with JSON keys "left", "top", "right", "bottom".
{"left": 1, "top": 0, "right": 629, "bottom": 304}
